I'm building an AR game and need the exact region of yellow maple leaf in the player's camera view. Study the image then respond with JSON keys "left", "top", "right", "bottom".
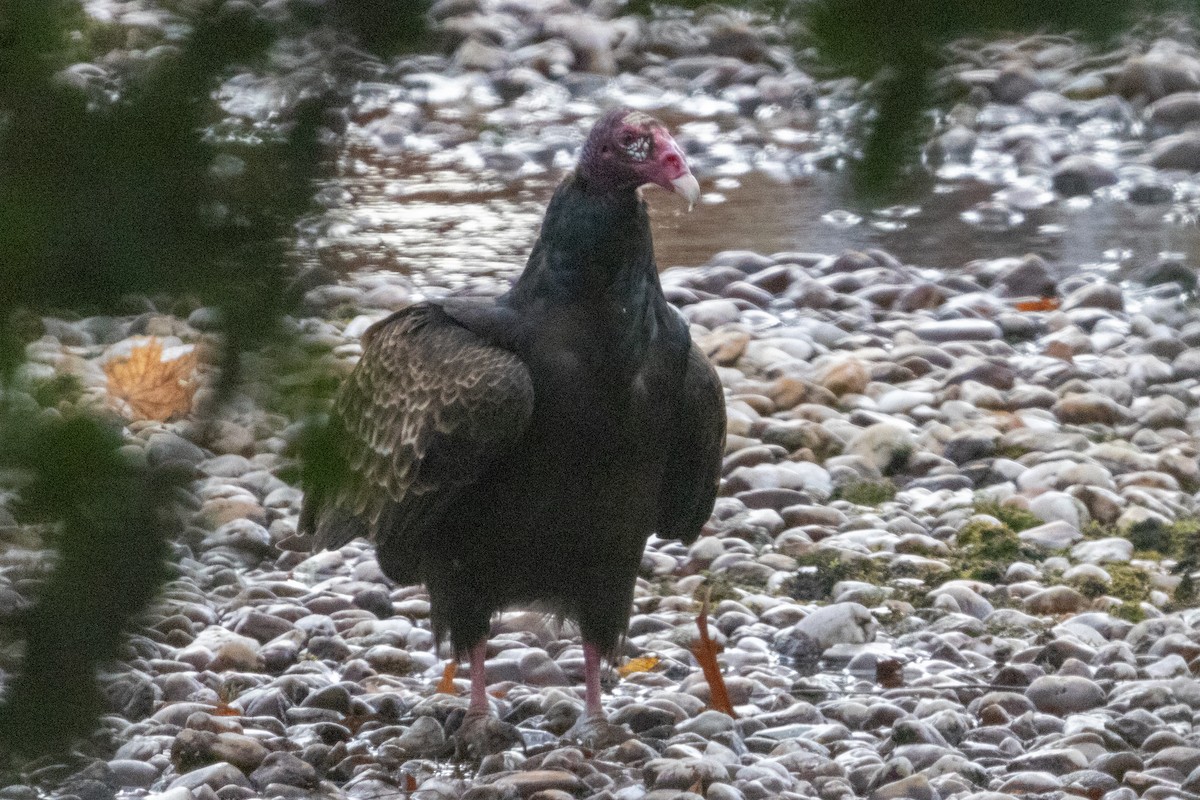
{"left": 104, "top": 337, "right": 198, "bottom": 422}
{"left": 617, "top": 656, "right": 660, "bottom": 678}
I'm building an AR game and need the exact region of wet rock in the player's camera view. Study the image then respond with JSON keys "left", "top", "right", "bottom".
{"left": 1117, "top": 53, "right": 1200, "bottom": 101}
{"left": 147, "top": 432, "right": 207, "bottom": 468}
{"left": 168, "top": 763, "right": 251, "bottom": 792}
{"left": 1146, "top": 91, "right": 1200, "bottom": 131}
{"left": 1024, "top": 586, "right": 1089, "bottom": 615}
{"left": 107, "top": 759, "right": 160, "bottom": 789}
{"left": 1026, "top": 675, "right": 1106, "bottom": 714}
{"left": 994, "top": 254, "right": 1056, "bottom": 297}
{"left": 784, "top": 603, "right": 877, "bottom": 652}
{"left": 1062, "top": 282, "right": 1123, "bottom": 311}
{"left": 993, "top": 63, "right": 1043, "bottom": 104}
{"left": 648, "top": 756, "right": 731, "bottom": 791}
{"left": 914, "top": 320, "right": 1002, "bottom": 342}
{"left": 487, "top": 770, "right": 583, "bottom": 797}
{"left": 454, "top": 38, "right": 509, "bottom": 72}
{"left": 249, "top": 752, "right": 319, "bottom": 790}
{"left": 1009, "top": 749, "right": 1088, "bottom": 775}
{"left": 1052, "top": 155, "right": 1118, "bottom": 197}
{"left": 869, "top": 773, "right": 935, "bottom": 800}
{"left": 1148, "top": 130, "right": 1200, "bottom": 171}
{"left": 676, "top": 709, "right": 736, "bottom": 738}
{"left": 684, "top": 299, "right": 742, "bottom": 329}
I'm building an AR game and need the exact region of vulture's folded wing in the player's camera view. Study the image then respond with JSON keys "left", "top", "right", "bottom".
{"left": 656, "top": 343, "right": 726, "bottom": 544}
{"left": 299, "top": 303, "right": 535, "bottom": 570}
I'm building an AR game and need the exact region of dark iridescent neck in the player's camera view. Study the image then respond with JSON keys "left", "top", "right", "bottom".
{"left": 573, "top": 154, "right": 638, "bottom": 196}
{"left": 506, "top": 174, "right": 662, "bottom": 309}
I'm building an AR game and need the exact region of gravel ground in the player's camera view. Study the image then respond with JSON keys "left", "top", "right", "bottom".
{"left": 8, "top": 3, "right": 1200, "bottom": 800}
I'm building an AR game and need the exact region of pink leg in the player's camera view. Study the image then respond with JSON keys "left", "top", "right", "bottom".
{"left": 453, "top": 640, "right": 522, "bottom": 757}
{"left": 583, "top": 642, "right": 604, "bottom": 718}
{"left": 468, "top": 641, "right": 489, "bottom": 714}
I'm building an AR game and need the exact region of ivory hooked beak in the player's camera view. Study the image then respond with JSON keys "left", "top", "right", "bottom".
{"left": 671, "top": 173, "right": 701, "bottom": 211}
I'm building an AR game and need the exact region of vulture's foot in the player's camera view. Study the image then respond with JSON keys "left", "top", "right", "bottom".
{"left": 452, "top": 710, "right": 522, "bottom": 760}
{"left": 565, "top": 713, "right": 631, "bottom": 750}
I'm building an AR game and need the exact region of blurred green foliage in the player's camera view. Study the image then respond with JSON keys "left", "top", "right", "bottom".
{"left": 1, "top": 0, "right": 307, "bottom": 380}
{"left": 0, "top": 0, "right": 427, "bottom": 759}
{"left": 631, "top": 0, "right": 1139, "bottom": 197}
{"left": 803, "top": 0, "right": 1133, "bottom": 197}
{"left": 0, "top": 410, "right": 184, "bottom": 753}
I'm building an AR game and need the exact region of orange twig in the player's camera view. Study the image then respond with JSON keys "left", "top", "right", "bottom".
{"left": 691, "top": 587, "right": 736, "bottom": 718}
{"left": 436, "top": 660, "right": 458, "bottom": 694}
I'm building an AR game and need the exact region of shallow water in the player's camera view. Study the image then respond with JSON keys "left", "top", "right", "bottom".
{"left": 309, "top": 145, "right": 1200, "bottom": 288}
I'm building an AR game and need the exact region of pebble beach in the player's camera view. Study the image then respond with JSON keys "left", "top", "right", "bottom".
{"left": 8, "top": 2, "right": 1200, "bottom": 800}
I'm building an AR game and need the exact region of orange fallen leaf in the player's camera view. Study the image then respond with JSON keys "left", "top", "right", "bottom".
{"left": 104, "top": 337, "right": 198, "bottom": 421}
{"left": 213, "top": 690, "right": 241, "bottom": 719}
{"left": 690, "top": 588, "right": 736, "bottom": 718}
{"left": 212, "top": 698, "right": 241, "bottom": 717}
{"left": 617, "top": 656, "right": 660, "bottom": 677}
{"left": 436, "top": 660, "right": 458, "bottom": 694}
{"left": 1012, "top": 297, "right": 1060, "bottom": 312}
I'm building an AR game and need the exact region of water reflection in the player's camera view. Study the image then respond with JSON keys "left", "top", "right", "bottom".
{"left": 308, "top": 143, "right": 1199, "bottom": 287}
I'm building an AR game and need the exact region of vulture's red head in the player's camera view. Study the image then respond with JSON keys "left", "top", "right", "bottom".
{"left": 577, "top": 109, "right": 700, "bottom": 208}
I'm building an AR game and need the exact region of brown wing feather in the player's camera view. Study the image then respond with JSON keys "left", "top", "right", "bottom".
{"left": 656, "top": 343, "right": 725, "bottom": 544}
{"left": 300, "top": 303, "right": 534, "bottom": 571}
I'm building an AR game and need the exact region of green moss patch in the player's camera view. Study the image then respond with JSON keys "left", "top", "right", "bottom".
{"left": 833, "top": 479, "right": 897, "bottom": 507}
{"left": 790, "top": 549, "right": 885, "bottom": 601}
{"left": 972, "top": 500, "right": 1041, "bottom": 533}
{"left": 30, "top": 373, "right": 84, "bottom": 409}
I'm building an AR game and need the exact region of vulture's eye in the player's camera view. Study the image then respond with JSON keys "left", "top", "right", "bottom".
{"left": 621, "top": 133, "right": 651, "bottom": 161}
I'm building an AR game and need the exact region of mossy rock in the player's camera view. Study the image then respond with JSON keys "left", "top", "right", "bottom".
{"left": 1175, "top": 572, "right": 1198, "bottom": 607}
{"left": 1113, "top": 601, "right": 1147, "bottom": 623}
{"left": 790, "top": 549, "right": 885, "bottom": 601}
{"left": 1106, "top": 564, "right": 1153, "bottom": 605}
{"left": 957, "top": 519, "right": 1023, "bottom": 562}
{"left": 1128, "top": 517, "right": 1200, "bottom": 570}
{"left": 30, "top": 373, "right": 84, "bottom": 409}
{"left": 832, "top": 479, "right": 897, "bottom": 507}
{"left": 972, "top": 500, "right": 1041, "bottom": 533}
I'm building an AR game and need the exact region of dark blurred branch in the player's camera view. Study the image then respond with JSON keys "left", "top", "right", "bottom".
{"left": 803, "top": 0, "right": 1136, "bottom": 198}
{"left": 0, "top": 0, "right": 429, "bottom": 760}
{"left": 0, "top": 411, "right": 185, "bottom": 754}
{"left": 630, "top": 0, "right": 1143, "bottom": 198}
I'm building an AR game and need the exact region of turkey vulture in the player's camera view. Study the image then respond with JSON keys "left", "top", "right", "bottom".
{"left": 300, "top": 108, "right": 726, "bottom": 749}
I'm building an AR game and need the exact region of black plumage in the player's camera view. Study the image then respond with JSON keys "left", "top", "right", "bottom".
{"left": 300, "top": 109, "right": 725, "bottom": 729}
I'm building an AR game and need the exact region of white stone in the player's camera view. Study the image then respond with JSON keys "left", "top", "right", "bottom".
{"left": 1144, "top": 653, "right": 1189, "bottom": 678}
{"left": 1029, "top": 491, "right": 1089, "bottom": 529}
{"left": 790, "top": 603, "right": 878, "bottom": 651}
{"left": 1019, "top": 520, "right": 1083, "bottom": 550}
{"left": 1071, "top": 537, "right": 1134, "bottom": 564}
{"left": 876, "top": 389, "right": 936, "bottom": 414}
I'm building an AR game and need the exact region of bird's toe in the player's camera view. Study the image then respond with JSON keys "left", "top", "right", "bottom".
{"left": 564, "top": 713, "right": 631, "bottom": 749}
{"left": 452, "top": 709, "right": 523, "bottom": 760}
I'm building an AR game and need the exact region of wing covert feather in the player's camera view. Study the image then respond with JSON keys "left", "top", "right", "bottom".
{"left": 303, "top": 304, "right": 534, "bottom": 554}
